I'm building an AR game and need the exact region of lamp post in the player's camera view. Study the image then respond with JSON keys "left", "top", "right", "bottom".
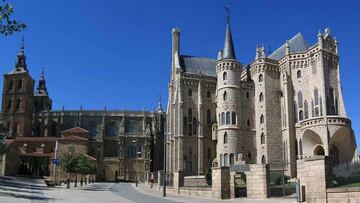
{"left": 163, "top": 133, "right": 167, "bottom": 197}
{"left": 132, "top": 140, "right": 138, "bottom": 187}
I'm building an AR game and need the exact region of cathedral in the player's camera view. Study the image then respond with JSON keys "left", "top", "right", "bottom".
{"left": 165, "top": 16, "right": 357, "bottom": 178}
{"left": 0, "top": 41, "right": 165, "bottom": 181}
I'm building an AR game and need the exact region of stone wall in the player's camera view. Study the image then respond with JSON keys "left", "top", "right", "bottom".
{"left": 327, "top": 187, "right": 360, "bottom": 203}
{"left": 184, "top": 175, "right": 208, "bottom": 187}
{"left": 245, "top": 164, "right": 270, "bottom": 199}
{"left": 212, "top": 167, "right": 230, "bottom": 199}
{"left": 297, "top": 157, "right": 329, "bottom": 203}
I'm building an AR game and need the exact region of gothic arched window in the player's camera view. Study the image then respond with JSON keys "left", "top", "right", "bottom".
{"left": 223, "top": 72, "right": 227, "bottom": 81}
{"left": 262, "top": 155, "right": 266, "bottom": 164}
{"left": 231, "top": 112, "right": 236, "bottom": 125}
{"left": 224, "top": 132, "right": 228, "bottom": 144}
{"left": 261, "top": 133, "right": 265, "bottom": 144}
{"left": 183, "top": 116, "right": 188, "bottom": 134}
{"left": 224, "top": 153, "right": 229, "bottom": 166}
{"left": 304, "top": 100, "right": 309, "bottom": 119}
{"left": 192, "top": 117, "right": 197, "bottom": 135}
{"left": 297, "top": 70, "right": 302, "bottom": 78}
{"left": 229, "top": 153, "right": 234, "bottom": 166}
{"left": 314, "top": 88, "right": 319, "bottom": 105}
{"left": 260, "top": 114, "right": 264, "bottom": 124}
{"left": 89, "top": 122, "right": 97, "bottom": 138}
{"left": 223, "top": 91, "right": 227, "bottom": 101}
{"left": 259, "top": 74, "right": 263, "bottom": 82}
{"left": 207, "top": 109, "right": 211, "bottom": 124}
{"left": 188, "top": 123, "right": 192, "bottom": 136}
{"left": 207, "top": 91, "right": 211, "bottom": 98}
{"left": 221, "top": 112, "right": 225, "bottom": 125}
{"left": 299, "top": 110, "right": 304, "bottom": 121}
{"left": 226, "top": 112, "right": 230, "bottom": 124}
{"left": 259, "top": 92, "right": 264, "bottom": 102}
{"left": 298, "top": 91, "right": 303, "bottom": 108}
{"left": 315, "top": 107, "right": 319, "bottom": 117}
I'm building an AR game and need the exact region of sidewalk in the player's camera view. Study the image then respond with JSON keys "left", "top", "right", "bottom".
{"left": 133, "top": 184, "right": 297, "bottom": 203}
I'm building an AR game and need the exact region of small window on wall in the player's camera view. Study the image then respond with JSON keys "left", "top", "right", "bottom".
{"left": 262, "top": 155, "right": 266, "bottom": 164}
{"left": 224, "top": 132, "right": 228, "bottom": 144}
{"left": 223, "top": 91, "right": 227, "bottom": 101}
{"left": 297, "top": 70, "right": 302, "bottom": 79}
{"left": 261, "top": 133, "right": 265, "bottom": 144}
{"left": 299, "top": 110, "right": 304, "bottom": 121}
{"left": 231, "top": 112, "right": 236, "bottom": 125}
{"left": 207, "top": 91, "right": 211, "bottom": 98}
{"left": 259, "top": 74, "right": 263, "bottom": 82}
{"left": 260, "top": 114, "right": 264, "bottom": 124}
{"left": 188, "top": 89, "right": 192, "bottom": 96}
{"left": 259, "top": 92, "right": 264, "bottom": 102}
{"left": 223, "top": 72, "right": 227, "bottom": 81}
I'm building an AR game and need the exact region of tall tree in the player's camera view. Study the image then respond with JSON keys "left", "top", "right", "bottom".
{"left": 60, "top": 151, "right": 78, "bottom": 189}
{"left": 0, "top": 0, "right": 26, "bottom": 36}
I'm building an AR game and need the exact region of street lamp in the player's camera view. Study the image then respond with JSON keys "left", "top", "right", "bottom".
{"left": 163, "top": 133, "right": 167, "bottom": 197}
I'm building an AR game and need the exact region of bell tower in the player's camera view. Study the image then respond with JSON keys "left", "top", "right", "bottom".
{"left": 1, "top": 39, "right": 34, "bottom": 138}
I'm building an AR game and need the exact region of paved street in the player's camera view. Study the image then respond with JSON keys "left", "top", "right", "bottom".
{"left": 0, "top": 176, "right": 296, "bottom": 203}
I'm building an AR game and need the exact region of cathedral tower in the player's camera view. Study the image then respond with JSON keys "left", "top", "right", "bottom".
{"left": 1, "top": 41, "right": 34, "bottom": 138}
{"left": 216, "top": 17, "right": 242, "bottom": 167}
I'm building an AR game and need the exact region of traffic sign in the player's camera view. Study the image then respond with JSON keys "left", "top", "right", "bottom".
{"left": 52, "top": 159, "right": 60, "bottom": 166}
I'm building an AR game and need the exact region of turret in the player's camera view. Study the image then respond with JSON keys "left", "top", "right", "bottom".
{"left": 216, "top": 14, "right": 242, "bottom": 167}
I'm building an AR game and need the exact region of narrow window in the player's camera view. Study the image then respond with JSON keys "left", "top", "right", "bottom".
{"left": 246, "top": 91, "right": 249, "bottom": 98}
{"left": 223, "top": 72, "right": 227, "bottom": 81}
{"left": 298, "top": 91, "right": 303, "bottom": 108}
{"left": 221, "top": 112, "right": 225, "bottom": 125}
{"left": 226, "top": 112, "right": 230, "bottom": 124}
{"left": 15, "top": 99, "right": 21, "bottom": 111}
{"left": 299, "top": 110, "right": 304, "bottom": 121}
{"left": 8, "top": 80, "right": 13, "bottom": 91}
{"left": 259, "top": 92, "right": 264, "bottom": 102}
{"left": 207, "top": 148, "right": 212, "bottom": 160}
{"left": 315, "top": 107, "right": 319, "bottom": 117}
{"left": 262, "top": 155, "right": 266, "bottom": 164}
{"left": 297, "top": 70, "right": 302, "bottom": 78}
{"left": 229, "top": 153, "right": 234, "bottom": 166}
{"left": 192, "top": 117, "right": 197, "bottom": 135}
{"left": 261, "top": 133, "right": 265, "bottom": 144}
{"left": 314, "top": 88, "right": 319, "bottom": 105}
{"left": 260, "top": 114, "right": 264, "bottom": 124}
{"left": 188, "top": 89, "right": 192, "bottom": 96}
{"left": 259, "top": 74, "right": 263, "bottom": 82}
{"left": 231, "top": 112, "right": 236, "bottom": 125}
{"left": 304, "top": 100, "right": 309, "bottom": 119}
{"left": 183, "top": 117, "right": 188, "bottom": 134}
{"left": 224, "top": 132, "right": 228, "bottom": 144}
{"left": 188, "top": 123, "right": 192, "bottom": 136}
{"left": 207, "top": 109, "right": 211, "bottom": 124}
{"left": 223, "top": 91, "right": 227, "bottom": 101}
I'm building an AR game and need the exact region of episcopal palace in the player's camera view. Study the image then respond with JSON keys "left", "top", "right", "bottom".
{"left": 0, "top": 16, "right": 357, "bottom": 181}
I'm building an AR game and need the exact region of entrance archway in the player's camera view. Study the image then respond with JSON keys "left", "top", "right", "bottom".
{"left": 302, "top": 129, "right": 323, "bottom": 158}
{"left": 329, "top": 127, "right": 356, "bottom": 164}
{"left": 313, "top": 145, "right": 325, "bottom": 155}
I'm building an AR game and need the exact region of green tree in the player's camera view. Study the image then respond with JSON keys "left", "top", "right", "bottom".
{"left": 77, "top": 154, "right": 92, "bottom": 186}
{"left": 60, "top": 151, "right": 78, "bottom": 189}
{"left": 0, "top": 0, "right": 26, "bottom": 36}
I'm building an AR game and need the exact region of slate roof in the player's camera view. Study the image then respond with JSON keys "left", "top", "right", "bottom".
{"left": 180, "top": 55, "right": 217, "bottom": 77}
{"left": 268, "top": 33, "right": 310, "bottom": 60}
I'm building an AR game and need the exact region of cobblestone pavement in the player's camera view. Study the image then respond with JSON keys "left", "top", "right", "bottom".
{"left": 0, "top": 176, "right": 296, "bottom": 203}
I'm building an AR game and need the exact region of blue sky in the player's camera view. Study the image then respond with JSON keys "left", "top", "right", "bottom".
{"left": 0, "top": 0, "right": 360, "bottom": 145}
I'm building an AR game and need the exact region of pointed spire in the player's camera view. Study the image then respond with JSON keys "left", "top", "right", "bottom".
{"left": 35, "top": 67, "right": 48, "bottom": 95}
{"left": 13, "top": 34, "right": 27, "bottom": 72}
{"left": 221, "top": 7, "right": 236, "bottom": 60}
{"left": 157, "top": 95, "right": 163, "bottom": 113}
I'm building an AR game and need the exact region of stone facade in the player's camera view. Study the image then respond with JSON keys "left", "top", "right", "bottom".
{"left": 166, "top": 17, "right": 357, "bottom": 178}
{"left": 0, "top": 45, "right": 165, "bottom": 181}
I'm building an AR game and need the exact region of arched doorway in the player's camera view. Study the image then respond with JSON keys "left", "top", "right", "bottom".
{"left": 313, "top": 145, "right": 325, "bottom": 155}
{"left": 329, "top": 127, "right": 356, "bottom": 164}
